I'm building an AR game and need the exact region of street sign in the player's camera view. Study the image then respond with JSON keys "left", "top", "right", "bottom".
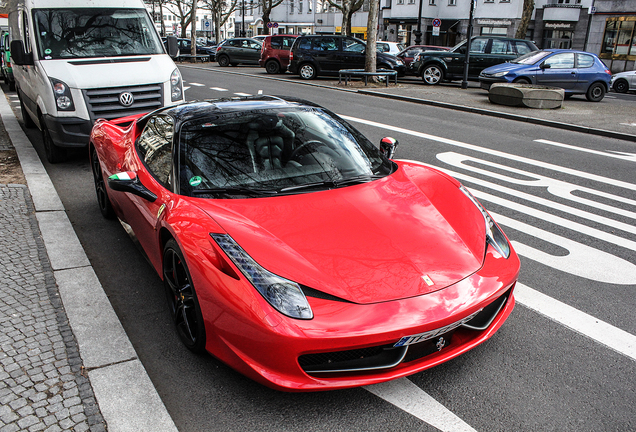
{"left": 432, "top": 18, "right": 441, "bottom": 27}
{"left": 267, "top": 22, "right": 279, "bottom": 28}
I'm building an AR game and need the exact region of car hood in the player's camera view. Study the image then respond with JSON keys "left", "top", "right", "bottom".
{"left": 38, "top": 55, "right": 176, "bottom": 89}
{"left": 612, "top": 70, "right": 636, "bottom": 79}
{"left": 482, "top": 62, "right": 525, "bottom": 74}
{"left": 197, "top": 162, "right": 486, "bottom": 304}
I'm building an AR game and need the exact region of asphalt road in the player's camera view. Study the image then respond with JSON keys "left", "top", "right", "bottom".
{"left": 6, "top": 68, "right": 635, "bottom": 432}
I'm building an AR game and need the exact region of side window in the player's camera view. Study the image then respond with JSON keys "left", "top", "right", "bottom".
{"left": 577, "top": 53, "right": 595, "bottom": 68}
{"left": 470, "top": 38, "right": 489, "bottom": 53}
{"left": 249, "top": 41, "right": 260, "bottom": 49}
{"left": 491, "top": 39, "right": 514, "bottom": 54}
{"left": 228, "top": 39, "right": 240, "bottom": 47}
{"left": 282, "top": 37, "right": 295, "bottom": 48}
{"left": 22, "top": 10, "right": 32, "bottom": 53}
{"left": 342, "top": 38, "right": 364, "bottom": 52}
{"left": 514, "top": 41, "right": 533, "bottom": 55}
{"left": 377, "top": 43, "right": 389, "bottom": 52}
{"left": 271, "top": 36, "right": 282, "bottom": 49}
{"left": 544, "top": 52, "right": 575, "bottom": 69}
{"left": 136, "top": 115, "right": 174, "bottom": 187}
{"left": 317, "top": 37, "right": 338, "bottom": 51}
{"left": 298, "top": 37, "right": 312, "bottom": 50}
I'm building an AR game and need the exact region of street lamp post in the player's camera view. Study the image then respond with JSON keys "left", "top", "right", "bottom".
{"left": 461, "top": 0, "right": 475, "bottom": 89}
{"left": 413, "top": 0, "right": 424, "bottom": 45}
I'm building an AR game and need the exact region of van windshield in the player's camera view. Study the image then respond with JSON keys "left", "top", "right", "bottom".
{"left": 33, "top": 8, "right": 164, "bottom": 59}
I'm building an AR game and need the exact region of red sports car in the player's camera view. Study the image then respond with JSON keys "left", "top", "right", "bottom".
{"left": 89, "top": 96, "right": 520, "bottom": 392}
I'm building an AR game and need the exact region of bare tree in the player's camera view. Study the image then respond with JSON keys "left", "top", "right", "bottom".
{"left": 190, "top": 0, "right": 198, "bottom": 57}
{"left": 327, "top": 0, "right": 365, "bottom": 36}
{"left": 164, "top": 0, "right": 196, "bottom": 38}
{"left": 200, "top": 0, "right": 238, "bottom": 42}
{"left": 515, "top": 0, "right": 534, "bottom": 39}
{"left": 364, "top": 0, "right": 379, "bottom": 74}
{"left": 259, "top": 0, "right": 286, "bottom": 35}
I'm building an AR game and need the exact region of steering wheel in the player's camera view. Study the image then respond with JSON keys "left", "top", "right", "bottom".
{"left": 289, "top": 140, "right": 328, "bottom": 162}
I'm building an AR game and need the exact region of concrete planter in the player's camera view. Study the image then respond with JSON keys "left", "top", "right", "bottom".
{"left": 488, "top": 83, "right": 565, "bottom": 109}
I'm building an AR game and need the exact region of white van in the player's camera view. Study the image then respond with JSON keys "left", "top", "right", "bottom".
{"left": 8, "top": 0, "right": 185, "bottom": 163}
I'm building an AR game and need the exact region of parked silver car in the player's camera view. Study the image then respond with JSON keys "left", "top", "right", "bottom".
{"left": 610, "top": 70, "right": 636, "bottom": 93}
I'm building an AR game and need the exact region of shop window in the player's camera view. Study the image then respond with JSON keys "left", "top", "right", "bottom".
{"left": 543, "top": 29, "right": 573, "bottom": 49}
{"left": 601, "top": 18, "right": 636, "bottom": 58}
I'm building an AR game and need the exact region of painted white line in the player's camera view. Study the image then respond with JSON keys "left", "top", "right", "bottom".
{"left": 365, "top": 378, "right": 477, "bottom": 432}
{"left": 188, "top": 82, "right": 205, "bottom": 86}
{"left": 515, "top": 283, "right": 636, "bottom": 361}
{"left": 534, "top": 139, "right": 636, "bottom": 162}
{"left": 210, "top": 87, "right": 228, "bottom": 91}
{"left": 341, "top": 115, "right": 636, "bottom": 191}
{"left": 234, "top": 92, "right": 251, "bottom": 96}
{"left": 620, "top": 122, "right": 636, "bottom": 127}
{"left": 258, "top": 89, "right": 263, "bottom": 95}
{"left": 183, "top": 86, "right": 191, "bottom": 91}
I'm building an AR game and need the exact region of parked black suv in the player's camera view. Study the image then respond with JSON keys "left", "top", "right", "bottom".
{"left": 410, "top": 36, "right": 538, "bottom": 85}
{"left": 288, "top": 35, "right": 406, "bottom": 79}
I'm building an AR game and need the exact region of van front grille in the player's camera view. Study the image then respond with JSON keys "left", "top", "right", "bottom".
{"left": 83, "top": 84, "right": 163, "bottom": 121}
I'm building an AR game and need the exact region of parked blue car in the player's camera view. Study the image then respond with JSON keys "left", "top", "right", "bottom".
{"left": 479, "top": 49, "right": 612, "bottom": 102}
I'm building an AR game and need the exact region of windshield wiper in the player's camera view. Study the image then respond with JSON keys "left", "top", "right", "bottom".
{"left": 191, "top": 187, "right": 278, "bottom": 197}
{"left": 280, "top": 174, "right": 384, "bottom": 192}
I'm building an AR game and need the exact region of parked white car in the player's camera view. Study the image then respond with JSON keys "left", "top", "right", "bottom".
{"left": 376, "top": 41, "right": 405, "bottom": 56}
{"left": 610, "top": 69, "right": 636, "bottom": 93}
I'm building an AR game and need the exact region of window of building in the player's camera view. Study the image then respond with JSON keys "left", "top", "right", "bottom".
{"left": 397, "top": 0, "right": 404, "bottom": 4}
{"left": 299, "top": 0, "right": 303, "bottom": 13}
{"left": 480, "top": 27, "right": 507, "bottom": 36}
{"left": 429, "top": 0, "right": 436, "bottom": 5}
{"left": 408, "top": 0, "right": 415, "bottom": 3}
{"left": 448, "top": 0, "right": 456, "bottom": 5}
{"left": 543, "top": 29, "right": 573, "bottom": 49}
{"left": 601, "top": 18, "right": 636, "bottom": 57}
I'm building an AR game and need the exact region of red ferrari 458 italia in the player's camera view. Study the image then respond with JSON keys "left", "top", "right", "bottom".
{"left": 89, "top": 96, "right": 520, "bottom": 391}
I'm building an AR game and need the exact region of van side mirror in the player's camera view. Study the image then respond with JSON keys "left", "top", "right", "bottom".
{"left": 10, "top": 40, "right": 33, "bottom": 66}
{"left": 380, "top": 137, "right": 398, "bottom": 159}
{"left": 166, "top": 35, "right": 179, "bottom": 58}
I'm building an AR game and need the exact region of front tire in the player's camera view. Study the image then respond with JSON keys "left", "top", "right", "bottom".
{"left": 421, "top": 64, "right": 444, "bottom": 85}
{"left": 299, "top": 63, "right": 317, "bottom": 80}
{"left": 513, "top": 77, "right": 531, "bottom": 85}
{"left": 90, "top": 146, "right": 115, "bottom": 219}
{"left": 613, "top": 79, "right": 629, "bottom": 93}
{"left": 586, "top": 82, "right": 606, "bottom": 102}
{"left": 217, "top": 54, "right": 230, "bottom": 67}
{"left": 163, "top": 239, "right": 206, "bottom": 354}
{"left": 265, "top": 59, "right": 281, "bottom": 74}
{"left": 41, "top": 119, "right": 66, "bottom": 164}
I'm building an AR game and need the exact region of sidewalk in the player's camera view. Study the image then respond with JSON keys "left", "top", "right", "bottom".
{"left": 184, "top": 63, "right": 636, "bottom": 142}
{"left": 0, "top": 89, "right": 178, "bottom": 432}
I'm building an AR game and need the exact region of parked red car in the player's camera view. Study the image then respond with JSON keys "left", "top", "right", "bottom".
{"left": 89, "top": 96, "right": 520, "bottom": 391}
{"left": 397, "top": 45, "right": 449, "bottom": 73}
{"left": 259, "top": 34, "right": 298, "bottom": 74}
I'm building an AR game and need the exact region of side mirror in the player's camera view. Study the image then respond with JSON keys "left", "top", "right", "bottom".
{"left": 380, "top": 137, "right": 398, "bottom": 159}
{"left": 10, "top": 40, "right": 33, "bottom": 66}
{"left": 540, "top": 62, "right": 551, "bottom": 70}
{"left": 166, "top": 35, "right": 179, "bottom": 58}
{"left": 108, "top": 171, "right": 157, "bottom": 202}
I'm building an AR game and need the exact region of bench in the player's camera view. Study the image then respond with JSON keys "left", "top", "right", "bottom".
{"left": 176, "top": 54, "right": 210, "bottom": 63}
{"left": 338, "top": 69, "right": 398, "bottom": 87}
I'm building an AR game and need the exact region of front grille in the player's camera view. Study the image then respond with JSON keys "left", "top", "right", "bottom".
{"left": 83, "top": 84, "right": 163, "bottom": 121}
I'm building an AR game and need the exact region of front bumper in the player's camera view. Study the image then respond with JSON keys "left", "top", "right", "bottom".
{"left": 198, "top": 244, "right": 520, "bottom": 392}
{"left": 42, "top": 114, "right": 93, "bottom": 148}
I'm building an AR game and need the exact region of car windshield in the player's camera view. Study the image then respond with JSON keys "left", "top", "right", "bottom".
{"left": 179, "top": 106, "right": 394, "bottom": 197}
{"left": 33, "top": 8, "right": 164, "bottom": 59}
{"left": 511, "top": 50, "right": 551, "bottom": 65}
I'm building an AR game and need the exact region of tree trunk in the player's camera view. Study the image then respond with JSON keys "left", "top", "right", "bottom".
{"left": 365, "top": 0, "right": 379, "bottom": 74}
{"left": 341, "top": 3, "right": 352, "bottom": 36}
{"left": 515, "top": 0, "right": 534, "bottom": 39}
{"left": 263, "top": 11, "right": 270, "bottom": 35}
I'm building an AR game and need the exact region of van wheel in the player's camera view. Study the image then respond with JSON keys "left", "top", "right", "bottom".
{"left": 217, "top": 55, "right": 230, "bottom": 67}
{"left": 299, "top": 63, "right": 316, "bottom": 80}
{"left": 265, "top": 59, "right": 281, "bottom": 74}
{"left": 19, "top": 97, "right": 36, "bottom": 129}
{"left": 422, "top": 64, "right": 443, "bottom": 85}
{"left": 8, "top": 79, "right": 15, "bottom": 91}
{"left": 41, "top": 120, "right": 67, "bottom": 164}
{"left": 586, "top": 82, "right": 605, "bottom": 102}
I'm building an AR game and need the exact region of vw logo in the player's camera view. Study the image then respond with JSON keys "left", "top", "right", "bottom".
{"left": 119, "top": 92, "right": 134, "bottom": 107}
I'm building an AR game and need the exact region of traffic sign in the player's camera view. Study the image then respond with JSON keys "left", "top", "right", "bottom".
{"left": 432, "top": 18, "right": 441, "bottom": 27}
{"left": 267, "top": 22, "right": 279, "bottom": 28}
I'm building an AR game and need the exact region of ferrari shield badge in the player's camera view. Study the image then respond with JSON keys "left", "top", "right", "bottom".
{"left": 422, "top": 275, "right": 434, "bottom": 286}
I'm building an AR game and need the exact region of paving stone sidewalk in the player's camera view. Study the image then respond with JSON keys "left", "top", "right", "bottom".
{"left": 0, "top": 115, "right": 107, "bottom": 432}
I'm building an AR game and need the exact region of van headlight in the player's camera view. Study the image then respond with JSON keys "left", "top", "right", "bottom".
{"left": 50, "top": 78, "right": 74, "bottom": 111}
{"left": 170, "top": 68, "right": 183, "bottom": 102}
{"left": 460, "top": 186, "right": 511, "bottom": 259}
{"left": 211, "top": 234, "right": 313, "bottom": 319}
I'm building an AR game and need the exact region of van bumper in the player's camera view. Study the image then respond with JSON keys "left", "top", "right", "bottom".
{"left": 42, "top": 114, "right": 93, "bottom": 148}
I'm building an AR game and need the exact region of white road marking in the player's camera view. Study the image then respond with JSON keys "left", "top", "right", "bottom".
{"left": 187, "top": 82, "right": 205, "bottom": 86}
{"left": 620, "top": 122, "right": 636, "bottom": 127}
{"left": 340, "top": 115, "right": 636, "bottom": 191}
{"left": 515, "top": 283, "right": 636, "bottom": 361}
{"left": 534, "top": 139, "right": 636, "bottom": 162}
{"left": 234, "top": 92, "right": 251, "bottom": 96}
{"left": 183, "top": 86, "right": 191, "bottom": 91}
{"left": 210, "top": 87, "right": 228, "bottom": 91}
{"left": 365, "top": 378, "right": 477, "bottom": 432}
{"left": 258, "top": 90, "right": 263, "bottom": 95}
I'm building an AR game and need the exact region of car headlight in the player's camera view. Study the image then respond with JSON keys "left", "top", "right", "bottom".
{"left": 492, "top": 71, "right": 509, "bottom": 77}
{"left": 211, "top": 234, "right": 313, "bottom": 319}
{"left": 460, "top": 186, "right": 511, "bottom": 259}
{"left": 170, "top": 68, "right": 183, "bottom": 102}
{"left": 50, "top": 78, "right": 74, "bottom": 111}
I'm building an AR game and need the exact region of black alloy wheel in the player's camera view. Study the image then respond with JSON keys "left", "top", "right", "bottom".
{"left": 90, "top": 146, "right": 115, "bottom": 219}
{"left": 613, "top": 79, "right": 629, "bottom": 93}
{"left": 163, "top": 239, "right": 206, "bottom": 354}
{"left": 586, "top": 82, "right": 606, "bottom": 102}
{"left": 265, "top": 59, "right": 281, "bottom": 74}
{"left": 217, "top": 54, "right": 230, "bottom": 67}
